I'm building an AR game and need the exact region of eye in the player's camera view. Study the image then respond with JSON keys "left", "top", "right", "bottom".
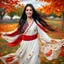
{"left": 26, "top": 9, "right": 32, "bottom": 11}
{"left": 26, "top": 9, "right": 28, "bottom": 11}
{"left": 30, "top": 9, "right": 32, "bottom": 11}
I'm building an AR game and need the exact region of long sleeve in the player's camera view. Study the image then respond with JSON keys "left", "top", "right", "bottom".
{"left": 36, "top": 22, "right": 64, "bottom": 60}
{"left": 1, "top": 26, "right": 20, "bottom": 42}
{"left": 36, "top": 22, "right": 61, "bottom": 44}
{"left": 1, "top": 26, "right": 21, "bottom": 46}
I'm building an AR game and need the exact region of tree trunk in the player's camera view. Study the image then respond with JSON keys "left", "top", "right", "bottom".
{"left": 0, "top": 9, "right": 5, "bottom": 20}
{"left": 62, "top": 12, "right": 64, "bottom": 32}
{"left": 11, "top": 17, "right": 13, "bottom": 20}
{"left": 1, "top": 12, "right": 5, "bottom": 19}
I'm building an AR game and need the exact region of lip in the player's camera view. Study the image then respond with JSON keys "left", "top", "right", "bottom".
{"left": 27, "top": 14, "right": 32, "bottom": 15}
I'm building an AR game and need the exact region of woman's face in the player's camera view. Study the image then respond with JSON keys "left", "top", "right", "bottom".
{"left": 25, "top": 6, "right": 33, "bottom": 18}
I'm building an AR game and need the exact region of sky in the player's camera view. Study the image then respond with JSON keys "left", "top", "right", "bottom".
{"left": 19, "top": 0, "right": 47, "bottom": 8}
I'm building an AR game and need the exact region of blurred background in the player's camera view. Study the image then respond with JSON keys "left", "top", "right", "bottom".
{"left": 0, "top": 0, "right": 64, "bottom": 64}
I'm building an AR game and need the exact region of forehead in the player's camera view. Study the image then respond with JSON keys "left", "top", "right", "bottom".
{"left": 26, "top": 6, "right": 32, "bottom": 9}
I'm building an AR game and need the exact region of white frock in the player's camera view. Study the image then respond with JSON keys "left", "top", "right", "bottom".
{"left": 0, "top": 20, "right": 64, "bottom": 64}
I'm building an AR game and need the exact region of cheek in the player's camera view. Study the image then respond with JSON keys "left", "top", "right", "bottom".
{"left": 31, "top": 11, "right": 33, "bottom": 14}
{"left": 29, "top": 12, "right": 33, "bottom": 16}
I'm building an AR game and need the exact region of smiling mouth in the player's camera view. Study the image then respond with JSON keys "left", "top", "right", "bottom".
{"left": 27, "top": 13, "right": 32, "bottom": 14}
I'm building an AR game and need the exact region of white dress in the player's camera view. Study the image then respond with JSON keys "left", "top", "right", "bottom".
{"left": 0, "top": 19, "right": 64, "bottom": 64}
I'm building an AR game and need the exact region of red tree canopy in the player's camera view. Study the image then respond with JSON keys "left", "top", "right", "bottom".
{"left": 0, "top": 0, "right": 20, "bottom": 13}
{"left": 39, "top": 0, "right": 64, "bottom": 16}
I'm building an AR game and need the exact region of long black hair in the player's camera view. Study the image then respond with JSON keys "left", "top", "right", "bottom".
{"left": 18, "top": 4, "right": 56, "bottom": 34}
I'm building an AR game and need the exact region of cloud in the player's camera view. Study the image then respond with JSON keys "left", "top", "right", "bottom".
{"left": 22, "top": 0, "right": 35, "bottom": 2}
{"left": 19, "top": 0, "right": 47, "bottom": 8}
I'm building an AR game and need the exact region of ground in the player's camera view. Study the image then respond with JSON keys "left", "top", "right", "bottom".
{"left": 0, "top": 19, "right": 64, "bottom": 64}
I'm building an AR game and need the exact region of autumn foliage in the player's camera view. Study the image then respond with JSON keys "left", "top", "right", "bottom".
{"left": 0, "top": 0, "right": 20, "bottom": 13}
{"left": 39, "top": 0, "right": 64, "bottom": 16}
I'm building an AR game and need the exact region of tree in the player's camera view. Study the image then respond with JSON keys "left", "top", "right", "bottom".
{"left": 8, "top": 4, "right": 24, "bottom": 19}
{"left": 8, "top": 11, "right": 16, "bottom": 19}
{"left": 16, "top": 4, "right": 24, "bottom": 17}
{"left": 36, "top": 7, "right": 47, "bottom": 18}
{"left": 0, "top": 0, "right": 20, "bottom": 19}
{"left": 38, "top": 0, "right": 64, "bottom": 31}
{"left": 48, "top": 12, "right": 58, "bottom": 18}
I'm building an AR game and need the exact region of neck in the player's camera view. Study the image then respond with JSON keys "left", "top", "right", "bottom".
{"left": 27, "top": 17, "right": 33, "bottom": 24}
{"left": 27, "top": 17, "right": 33, "bottom": 20}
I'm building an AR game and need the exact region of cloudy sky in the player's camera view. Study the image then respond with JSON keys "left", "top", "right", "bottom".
{"left": 19, "top": 0, "right": 47, "bottom": 8}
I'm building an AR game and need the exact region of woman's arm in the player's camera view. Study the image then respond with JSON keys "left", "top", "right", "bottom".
{"left": 0, "top": 26, "right": 21, "bottom": 46}
{"left": 36, "top": 23, "right": 61, "bottom": 43}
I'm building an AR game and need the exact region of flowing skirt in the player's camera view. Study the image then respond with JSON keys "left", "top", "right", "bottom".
{"left": 0, "top": 38, "right": 40, "bottom": 64}
{"left": 0, "top": 34, "right": 64, "bottom": 64}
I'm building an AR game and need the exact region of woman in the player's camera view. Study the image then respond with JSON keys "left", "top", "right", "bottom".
{"left": 0, "top": 4, "right": 64, "bottom": 64}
